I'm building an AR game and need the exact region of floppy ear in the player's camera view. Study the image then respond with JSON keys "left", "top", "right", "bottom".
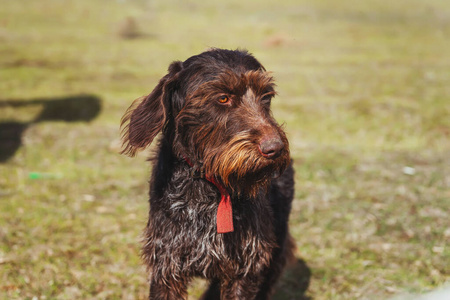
{"left": 120, "top": 61, "right": 182, "bottom": 156}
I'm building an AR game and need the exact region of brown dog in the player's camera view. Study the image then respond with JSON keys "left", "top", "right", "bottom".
{"left": 121, "top": 48, "right": 295, "bottom": 300}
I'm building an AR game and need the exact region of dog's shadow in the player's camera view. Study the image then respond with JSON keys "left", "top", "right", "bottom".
{"left": 273, "top": 258, "right": 312, "bottom": 300}
{"left": 0, "top": 94, "right": 102, "bottom": 162}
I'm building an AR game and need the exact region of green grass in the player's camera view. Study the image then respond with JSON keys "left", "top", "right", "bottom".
{"left": 1, "top": 0, "right": 449, "bottom": 299}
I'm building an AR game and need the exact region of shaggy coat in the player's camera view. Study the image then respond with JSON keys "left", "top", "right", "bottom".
{"left": 121, "top": 49, "right": 295, "bottom": 300}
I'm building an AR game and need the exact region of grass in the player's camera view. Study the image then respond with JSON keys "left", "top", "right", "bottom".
{"left": 0, "top": 0, "right": 449, "bottom": 299}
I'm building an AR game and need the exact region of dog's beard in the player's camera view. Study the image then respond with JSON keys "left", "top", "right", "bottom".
{"left": 201, "top": 133, "right": 290, "bottom": 197}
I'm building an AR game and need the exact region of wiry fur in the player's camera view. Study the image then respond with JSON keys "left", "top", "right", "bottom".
{"left": 120, "top": 49, "right": 295, "bottom": 300}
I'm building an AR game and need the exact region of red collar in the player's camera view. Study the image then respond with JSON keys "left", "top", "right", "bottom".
{"left": 183, "top": 156, "right": 234, "bottom": 234}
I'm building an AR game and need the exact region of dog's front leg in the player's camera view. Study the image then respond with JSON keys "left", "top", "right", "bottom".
{"left": 148, "top": 277, "right": 188, "bottom": 300}
{"left": 220, "top": 276, "right": 263, "bottom": 300}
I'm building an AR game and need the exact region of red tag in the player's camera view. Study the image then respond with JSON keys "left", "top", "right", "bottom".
{"left": 216, "top": 193, "right": 234, "bottom": 233}
{"left": 207, "top": 176, "right": 234, "bottom": 234}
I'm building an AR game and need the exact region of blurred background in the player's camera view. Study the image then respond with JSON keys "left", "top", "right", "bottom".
{"left": 0, "top": 0, "right": 449, "bottom": 299}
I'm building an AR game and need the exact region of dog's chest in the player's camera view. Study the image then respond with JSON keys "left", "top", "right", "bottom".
{"left": 147, "top": 176, "right": 276, "bottom": 278}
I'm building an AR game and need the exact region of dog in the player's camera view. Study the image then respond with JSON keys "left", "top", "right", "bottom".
{"left": 120, "top": 48, "right": 295, "bottom": 300}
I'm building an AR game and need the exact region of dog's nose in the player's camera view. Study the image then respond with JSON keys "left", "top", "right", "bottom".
{"left": 259, "top": 137, "right": 284, "bottom": 159}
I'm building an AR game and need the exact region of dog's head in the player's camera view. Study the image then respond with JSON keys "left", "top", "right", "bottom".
{"left": 121, "top": 49, "right": 289, "bottom": 196}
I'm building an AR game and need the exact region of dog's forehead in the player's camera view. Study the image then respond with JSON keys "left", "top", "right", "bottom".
{"left": 186, "top": 68, "right": 275, "bottom": 98}
{"left": 221, "top": 70, "right": 275, "bottom": 96}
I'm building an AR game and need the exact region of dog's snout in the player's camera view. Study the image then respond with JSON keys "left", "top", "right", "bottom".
{"left": 259, "top": 136, "right": 284, "bottom": 159}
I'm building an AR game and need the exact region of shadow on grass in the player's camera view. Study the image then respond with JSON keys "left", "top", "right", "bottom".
{"left": 274, "top": 258, "right": 312, "bottom": 300}
{"left": 0, "top": 94, "right": 102, "bottom": 162}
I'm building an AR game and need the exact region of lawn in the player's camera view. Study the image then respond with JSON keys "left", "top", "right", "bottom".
{"left": 0, "top": 0, "right": 449, "bottom": 299}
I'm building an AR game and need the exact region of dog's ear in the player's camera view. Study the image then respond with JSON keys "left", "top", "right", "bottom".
{"left": 120, "top": 61, "right": 183, "bottom": 156}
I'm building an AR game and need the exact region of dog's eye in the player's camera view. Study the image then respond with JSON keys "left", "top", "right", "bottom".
{"left": 218, "top": 95, "right": 229, "bottom": 104}
{"left": 261, "top": 95, "right": 272, "bottom": 106}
